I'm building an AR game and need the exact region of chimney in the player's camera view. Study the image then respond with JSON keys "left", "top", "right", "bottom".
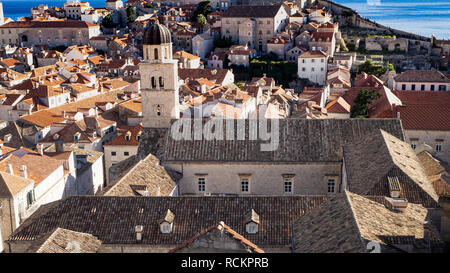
{"left": 19, "top": 165, "right": 28, "bottom": 179}
{"left": 155, "top": 186, "right": 161, "bottom": 196}
{"left": 389, "top": 197, "right": 408, "bottom": 213}
{"left": 6, "top": 163, "right": 13, "bottom": 175}
{"left": 388, "top": 176, "right": 401, "bottom": 198}
{"left": 38, "top": 144, "right": 44, "bottom": 156}
{"left": 439, "top": 196, "right": 450, "bottom": 243}
{"left": 135, "top": 225, "right": 144, "bottom": 242}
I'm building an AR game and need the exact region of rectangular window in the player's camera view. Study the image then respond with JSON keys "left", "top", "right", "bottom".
{"left": 431, "top": 85, "right": 435, "bottom": 91}
{"left": 284, "top": 177, "right": 293, "bottom": 193}
{"left": 439, "top": 85, "right": 447, "bottom": 91}
{"left": 421, "top": 84, "right": 425, "bottom": 91}
{"left": 198, "top": 177, "right": 206, "bottom": 192}
{"left": 411, "top": 84, "right": 415, "bottom": 91}
{"left": 411, "top": 142, "right": 417, "bottom": 150}
{"left": 241, "top": 178, "right": 249, "bottom": 193}
{"left": 327, "top": 179, "right": 336, "bottom": 193}
{"left": 124, "top": 151, "right": 129, "bottom": 156}
{"left": 436, "top": 143, "right": 442, "bottom": 152}
{"left": 111, "top": 151, "right": 116, "bottom": 156}
{"left": 402, "top": 84, "right": 406, "bottom": 90}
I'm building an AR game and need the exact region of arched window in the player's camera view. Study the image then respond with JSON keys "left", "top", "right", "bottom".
{"left": 156, "top": 105, "right": 161, "bottom": 116}
{"left": 159, "top": 76, "right": 164, "bottom": 88}
{"left": 154, "top": 48, "right": 159, "bottom": 60}
{"left": 151, "top": 77, "right": 156, "bottom": 88}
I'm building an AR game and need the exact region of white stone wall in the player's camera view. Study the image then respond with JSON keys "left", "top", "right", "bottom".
{"left": 164, "top": 162, "right": 341, "bottom": 195}
{"left": 405, "top": 129, "right": 450, "bottom": 164}
{"left": 104, "top": 145, "right": 138, "bottom": 184}
{"left": 393, "top": 81, "right": 450, "bottom": 92}
{"left": 298, "top": 56, "right": 328, "bottom": 85}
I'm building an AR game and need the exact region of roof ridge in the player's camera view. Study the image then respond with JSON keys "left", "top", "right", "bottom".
{"left": 343, "top": 191, "right": 368, "bottom": 252}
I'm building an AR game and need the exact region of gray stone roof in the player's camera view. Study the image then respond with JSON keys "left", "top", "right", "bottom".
{"left": 25, "top": 228, "right": 102, "bottom": 253}
{"left": 8, "top": 195, "right": 328, "bottom": 247}
{"left": 293, "top": 191, "right": 441, "bottom": 253}
{"left": 100, "top": 153, "right": 181, "bottom": 197}
{"left": 343, "top": 129, "right": 439, "bottom": 207}
{"left": 150, "top": 118, "right": 405, "bottom": 163}
{"left": 222, "top": 5, "right": 283, "bottom": 18}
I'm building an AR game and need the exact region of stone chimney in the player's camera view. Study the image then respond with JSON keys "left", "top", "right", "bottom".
{"left": 135, "top": 225, "right": 144, "bottom": 242}
{"left": 38, "top": 144, "right": 44, "bottom": 156}
{"left": 6, "top": 163, "right": 13, "bottom": 175}
{"left": 19, "top": 165, "right": 28, "bottom": 179}
{"left": 155, "top": 186, "right": 161, "bottom": 196}
{"left": 439, "top": 196, "right": 450, "bottom": 243}
{"left": 388, "top": 197, "right": 408, "bottom": 213}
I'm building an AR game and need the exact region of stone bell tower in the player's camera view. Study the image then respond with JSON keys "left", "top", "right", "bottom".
{"left": 139, "top": 22, "right": 180, "bottom": 128}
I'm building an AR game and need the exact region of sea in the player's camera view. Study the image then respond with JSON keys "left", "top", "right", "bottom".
{"left": 1, "top": 0, "right": 449, "bottom": 39}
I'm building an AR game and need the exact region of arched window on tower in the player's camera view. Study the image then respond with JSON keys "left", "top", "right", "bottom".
{"left": 154, "top": 48, "right": 159, "bottom": 60}
{"left": 156, "top": 105, "right": 161, "bottom": 116}
{"left": 159, "top": 76, "right": 164, "bottom": 88}
{"left": 151, "top": 77, "right": 156, "bottom": 88}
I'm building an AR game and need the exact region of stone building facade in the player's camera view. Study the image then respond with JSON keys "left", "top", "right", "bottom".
{"left": 0, "top": 21, "right": 100, "bottom": 47}
{"left": 221, "top": 5, "right": 289, "bottom": 53}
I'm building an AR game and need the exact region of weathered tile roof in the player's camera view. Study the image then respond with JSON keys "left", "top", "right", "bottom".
{"left": 0, "top": 21, "right": 98, "bottom": 29}
{"left": 222, "top": 5, "right": 283, "bottom": 18}
{"left": 394, "top": 70, "right": 450, "bottom": 83}
{"left": 8, "top": 195, "right": 328, "bottom": 247}
{"left": 294, "top": 191, "right": 440, "bottom": 253}
{"left": 169, "top": 221, "right": 264, "bottom": 253}
{"left": 26, "top": 228, "right": 102, "bottom": 253}
{"left": 159, "top": 119, "right": 404, "bottom": 163}
{"left": 101, "top": 153, "right": 181, "bottom": 197}
{"left": 0, "top": 171, "right": 34, "bottom": 197}
{"left": 343, "top": 130, "right": 438, "bottom": 207}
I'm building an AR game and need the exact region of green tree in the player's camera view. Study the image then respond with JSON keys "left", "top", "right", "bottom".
{"left": 127, "top": 6, "right": 135, "bottom": 23}
{"left": 192, "top": 1, "right": 211, "bottom": 21}
{"left": 101, "top": 14, "right": 118, "bottom": 29}
{"left": 196, "top": 14, "right": 207, "bottom": 32}
{"left": 214, "top": 36, "right": 233, "bottom": 48}
{"left": 358, "top": 59, "right": 385, "bottom": 77}
{"left": 350, "top": 89, "right": 382, "bottom": 118}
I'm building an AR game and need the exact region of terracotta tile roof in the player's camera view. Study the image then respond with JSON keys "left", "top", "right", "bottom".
{"left": 0, "top": 58, "right": 23, "bottom": 68}
{"left": 393, "top": 104, "right": 450, "bottom": 131}
{"left": 298, "top": 50, "right": 328, "bottom": 58}
{"left": 394, "top": 70, "right": 450, "bottom": 83}
{"left": 294, "top": 191, "right": 441, "bottom": 253}
{"left": 87, "top": 56, "right": 105, "bottom": 65}
{"left": 169, "top": 222, "right": 264, "bottom": 253}
{"left": 105, "top": 123, "right": 142, "bottom": 146}
{"left": 311, "top": 31, "right": 334, "bottom": 42}
{"left": 118, "top": 98, "right": 141, "bottom": 114}
{"left": 0, "top": 148, "right": 64, "bottom": 186}
{"left": 20, "top": 111, "right": 66, "bottom": 128}
{"left": 343, "top": 129, "right": 439, "bottom": 208}
{"left": 325, "top": 97, "right": 350, "bottom": 113}
{"left": 26, "top": 228, "right": 101, "bottom": 253}
{"left": 178, "top": 68, "right": 231, "bottom": 85}
{"left": 0, "top": 171, "right": 34, "bottom": 197}
{"left": 7, "top": 195, "right": 329, "bottom": 246}
{"left": 173, "top": 50, "right": 200, "bottom": 60}
{"left": 393, "top": 90, "right": 450, "bottom": 105}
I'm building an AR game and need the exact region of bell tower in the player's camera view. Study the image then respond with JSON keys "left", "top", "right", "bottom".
{"left": 139, "top": 22, "right": 180, "bottom": 128}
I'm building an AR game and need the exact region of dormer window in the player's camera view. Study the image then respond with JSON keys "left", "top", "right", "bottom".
{"left": 159, "top": 209, "right": 175, "bottom": 234}
{"left": 74, "top": 132, "right": 80, "bottom": 141}
{"left": 4, "top": 134, "right": 12, "bottom": 143}
{"left": 136, "top": 132, "right": 142, "bottom": 142}
{"left": 244, "top": 209, "right": 260, "bottom": 234}
{"left": 125, "top": 131, "right": 131, "bottom": 141}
